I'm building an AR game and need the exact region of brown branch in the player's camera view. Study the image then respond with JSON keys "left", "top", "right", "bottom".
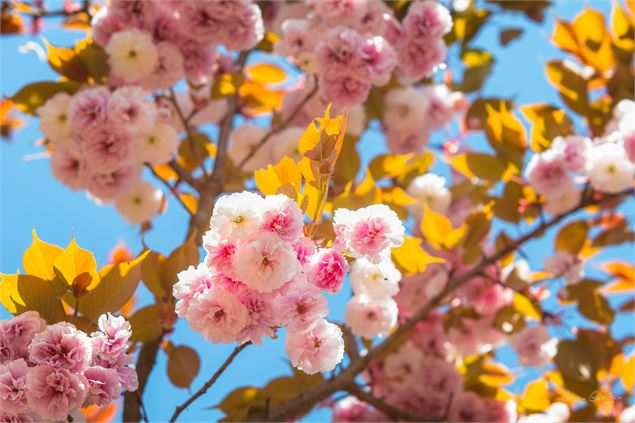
{"left": 234, "top": 77, "right": 318, "bottom": 174}
{"left": 346, "top": 384, "right": 437, "bottom": 422}
{"left": 122, "top": 335, "right": 164, "bottom": 422}
{"left": 169, "top": 342, "right": 251, "bottom": 423}
{"left": 147, "top": 164, "right": 194, "bottom": 217}
{"left": 167, "top": 160, "right": 199, "bottom": 190}
{"left": 264, "top": 189, "right": 633, "bottom": 421}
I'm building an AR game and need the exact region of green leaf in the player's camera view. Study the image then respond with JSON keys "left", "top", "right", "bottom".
{"left": 9, "top": 80, "right": 80, "bottom": 116}
{"left": 129, "top": 304, "right": 164, "bottom": 343}
{"left": 79, "top": 251, "right": 149, "bottom": 320}
{"left": 16, "top": 275, "right": 66, "bottom": 324}
{"left": 167, "top": 345, "right": 201, "bottom": 389}
{"left": 555, "top": 220, "right": 588, "bottom": 255}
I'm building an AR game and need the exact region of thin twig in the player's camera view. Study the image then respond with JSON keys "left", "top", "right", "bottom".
{"left": 169, "top": 342, "right": 251, "bottom": 423}
{"left": 147, "top": 164, "right": 194, "bottom": 217}
{"left": 169, "top": 87, "right": 209, "bottom": 177}
{"left": 234, "top": 77, "right": 318, "bottom": 173}
{"left": 346, "top": 384, "right": 437, "bottom": 422}
{"left": 167, "top": 160, "right": 199, "bottom": 189}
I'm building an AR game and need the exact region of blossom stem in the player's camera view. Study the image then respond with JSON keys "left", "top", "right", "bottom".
{"left": 169, "top": 342, "right": 251, "bottom": 423}
{"left": 346, "top": 384, "right": 437, "bottom": 422}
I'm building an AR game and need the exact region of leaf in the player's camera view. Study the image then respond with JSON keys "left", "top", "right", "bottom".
{"left": 523, "top": 379, "right": 551, "bottom": 412}
{"left": 391, "top": 235, "right": 444, "bottom": 274}
{"left": 22, "top": 229, "right": 63, "bottom": 280}
{"left": 9, "top": 80, "right": 80, "bottom": 116}
{"left": 512, "top": 293, "right": 542, "bottom": 320}
{"left": 612, "top": 1, "right": 635, "bottom": 53}
{"left": 521, "top": 104, "right": 574, "bottom": 152}
{"left": 555, "top": 220, "right": 588, "bottom": 255}
{"left": 141, "top": 251, "right": 167, "bottom": 299}
{"left": 578, "top": 291, "right": 615, "bottom": 324}
{"left": 167, "top": 345, "right": 200, "bottom": 389}
{"left": 455, "top": 49, "right": 495, "bottom": 93}
{"left": 239, "top": 80, "right": 286, "bottom": 116}
{"left": 79, "top": 251, "right": 149, "bottom": 321}
{"left": 0, "top": 273, "right": 24, "bottom": 314}
{"left": 245, "top": 63, "right": 286, "bottom": 84}
{"left": 484, "top": 100, "right": 526, "bottom": 152}
{"left": 53, "top": 236, "right": 99, "bottom": 292}
{"left": 215, "top": 386, "right": 260, "bottom": 413}
{"left": 420, "top": 203, "right": 454, "bottom": 249}
{"left": 545, "top": 60, "right": 589, "bottom": 115}
{"left": 368, "top": 153, "right": 414, "bottom": 180}
{"left": 571, "top": 8, "right": 615, "bottom": 72}
{"left": 160, "top": 234, "right": 200, "bottom": 294}
{"left": 43, "top": 38, "right": 89, "bottom": 82}
{"left": 500, "top": 28, "right": 523, "bottom": 46}
{"left": 129, "top": 304, "right": 163, "bottom": 343}
{"left": 623, "top": 354, "right": 635, "bottom": 392}
{"left": 554, "top": 338, "right": 599, "bottom": 398}
{"left": 211, "top": 73, "right": 244, "bottom": 99}
{"left": 448, "top": 153, "right": 508, "bottom": 182}
{"left": 17, "top": 275, "right": 66, "bottom": 324}
{"left": 479, "top": 362, "right": 515, "bottom": 386}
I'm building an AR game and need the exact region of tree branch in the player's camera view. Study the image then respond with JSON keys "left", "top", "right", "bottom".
{"left": 346, "top": 384, "right": 437, "bottom": 422}
{"left": 234, "top": 77, "right": 318, "bottom": 174}
{"left": 146, "top": 164, "right": 194, "bottom": 217}
{"left": 264, "top": 189, "right": 633, "bottom": 421}
{"left": 123, "top": 335, "right": 164, "bottom": 422}
{"left": 169, "top": 342, "right": 251, "bottom": 423}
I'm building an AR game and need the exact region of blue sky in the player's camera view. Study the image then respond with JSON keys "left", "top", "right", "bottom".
{"left": 1, "top": 1, "right": 632, "bottom": 421}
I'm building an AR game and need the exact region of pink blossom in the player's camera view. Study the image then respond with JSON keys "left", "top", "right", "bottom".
{"left": 551, "top": 135, "right": 591, "bottom": 173}
{"left": 396, "top": 264, "right": 447, "bottom": 317}
{"left": 397, "top": 38, "right": 446, "bottom": 81}
{"left": 180, "top": 40, "right": 217, "bottom": 84}
{"left": 222, "top": 3, "right": 264, "bottom": 51}
{"left": 261, "top": 194, "right": 304, "bottom": 243}
{"left": 345, "top": 295, "right": 398, "bottom": 339}
{"left": 421, "top": 84, "right": 464, "bottom": 129}
{"left": 411, "top": 315, "right": 453, "bottom": 358}
{"left": 360, "top": 36, "right": 397, "bottom": 86}
{"left": 402, "top": 0, "right": 452, "bottom": 40}
{"left": 319, "top": 75, "right": 371, "bottom": 108}
{"left": 147, "top": 8, "right": 182, "bottom": 44}
{"left": 109, "top": 0, "right": 157, "bottom": 28}
{"left": 203, "top": 236, "right": 238, "bottom": 278}
{"left": 0, "top": 312, "right": 45, "bottom": 363}
{"left": 233, "top": 233, "right": 301, "bottom": 293}
{"left": 305, "top": 249, "right": 348, "bottom": 294}
{"left": 83, "top": 366, "right": 121, "bottom": 407}
{"left": 68, "top": 87, "right": 110, "bottom": 138}
{"left": 106, "top": 86, "right": 157, "bottom": 136}
{"left": 462, "top": 278, "right": 512, "bottom": 316}
{"left": 28, "top": 322, "right": 92, "bottom": 373}
{"left": 312, "top": 0, "right": 367, "bottom": 26}
{"left": 623, "top": 131, "right": 635, "bottom": 163}
{"left": 116, "top": 365, "right": 139, "bottom": 392}
{"left": 0, "top": 359, "right": 30, "bottom": 413}
{"left": 315, "top": 28, "right": 365, "bottom": 79}
{"left": 524, "top": 150, "right": 569, "bottom": 197}
{"left": 236, "top": 292, "right": 277, "bottom": 345}
{"left": 91, "top": 313, "right": 132, "bottom": 367}
{"left": 383, "top": 15, "right": 406, "bottom": 47}
{"left": 448, "top": 391, "right": 489, "bottom": 422}
{"left": 332, "top": 396, "right": 373, "bottom": 422}
{"left": 334, "top": 204, "right": 405, "bottom": 263}
{"left": 84, "top": 129, "right": 134, "bottom": 173}
{"left": 415, "top": 356, "right": 462, "bottom": 399}
{"left": 384, "top": 344, "right": 423, "bottom": 384}
{"left": 210, "top": 191, "right": 266, "bottom": 239}
{"left": 386, "top": 127, "right": 430, "bottom": 154}
{"left": 26, "top": 365, "right": 87, "bottom": 421}
{"left": 544, "top": 251, "right": 583, "bottom": 284}
{"left": 0, "top": 412, "right": 34, "bottom": 422}
{"left": 85, "top": 163, "right": 139, "bottom": 203}
{"left": 50, "top": 143, "right": 87, "bottom": 191}
{"left": 173, "top": 265, "right": 216, "bottom": 316}
{"left": 293, "top": 236, "right": 316, "bottom": 265}
{"left": 142, "top": 42, "right": 185, "bottom": 90}
{"left": 91, "top": 8, "right": 122, "bottom": 47}
{"left": 275, "top": 19, "right": 315, "bottom": 58}
{"left": 185, "top": 286, "right": 249, "bottom": 343}
{"left": 486, "top": 399, "right": 518, "bottom": 423}
{"left": 285, "top": 319, "right": 344, "bottom": 375}
{"left": 355, "top": 1, "right": 391, "bottom": 36}
{"left": 276, "top": 281, "right": 328, "bottom": 332}
{"left": 509, "top": 325, "right": 557, "bottom": 367}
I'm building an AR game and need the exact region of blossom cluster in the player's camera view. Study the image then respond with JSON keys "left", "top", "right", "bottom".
{"left": 93, "top": 0, "right": 264, "bottom": 87}
{"left": 0, "top": 312, "right": 137, "bottom": 422}
{"left": 174, "top": 193, "right": 406, "bottom": 374}
{"left": 274, "top": 0, "right": 452, "bottom": 107}
{"left": 38, "top": 86, "right": 168, "bottom": 224}
{"left": 525, "top": 99, "right": 635, "bottom": 216}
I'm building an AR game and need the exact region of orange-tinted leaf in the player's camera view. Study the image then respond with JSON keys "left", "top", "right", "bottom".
{"left": 167, "top": 345, "right": 200, "bottom": 389}
{"left": 245, "top": 63, "right": 286, "bottom": 84}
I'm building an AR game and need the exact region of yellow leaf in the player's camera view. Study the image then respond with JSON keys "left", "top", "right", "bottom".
{"left": 555, "top": 220, "right": 588, "bottom": 255}
{"left": 612, "top": 1, "right": 635, "bottom": 53}
{"left": 552, "top": 19, "right": 579, "bottom": 53}
{"left": 545, "top": 60, "right": 589, "bottom": 115}
{"left": 368, "top": 153, "right": 414, "bottom": 179}
{"left": 448, "top": 153, "right": 509, "bottom": 182}
{"left": 623, "top": 354, "right": 635, "bottom": 391}
{"left": 239, "top": 80, "right": 285, "bottom": 116}
{"left": 274, "top": 156, "right": 302, "bottom": 194}
{"left": 17, "top": 274, "right": 67, "bottom": 324}
{"left": 572, "top": 7, "right": 615, "bottom": 72}
{"left": 179, "top": 193, "right": 198, "bottom": 215}
{"left": 53, "top": 236, "right": 99, "bottom": 291}
{"left": 0, "top": 273, "right": 24, "bottom": 313}
{"left": 22, "top": 229, "right": 63, "bottom": 280}
{"left": 521, "top": 104, "right": 574, "bottom": 152}
{"left": 391, "top": 235, "right": 444, "bottom": 274}
{"left": 255, "top": 165, "right": 282, "bottom": 195}
{"left": 420, "top": 203, "right": 454, "bottom": 249}
{"left": 523, "top": 379, "right": 551, "bottom": 412}
{"left": 513, "top": 293, "right": 542, "bottom": 320}
{"left": 245, "top": 63, "right": 287, "bottom": 84}
{"left": 479, "top": 362, "right": 515, "bottom": 386}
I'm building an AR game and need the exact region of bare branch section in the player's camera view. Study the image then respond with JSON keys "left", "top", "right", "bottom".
{"left": 123, "top": 335, "right": 164, "bottom": 422}
{"left": 263, "top": 189, "right": 634, "bottom": 421}
{"left": 169, "top": 342, "right": 251, "bottom": 423}
{"left": 346, "top": 384, "right": 436, "bottom": 422}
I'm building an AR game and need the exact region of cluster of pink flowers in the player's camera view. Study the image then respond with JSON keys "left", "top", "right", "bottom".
{"left": 0, "top": 312, "right": 137, "bottom": 422}
{"left": 525, "top": 104, "right": 634, "bottom": 214}
{"left": 383, "top": 85, "right": 467, "bottom": 154}
{"left": 93, "top": 0, "right": 264, "bottom": 87}
{"left": 38, "top": 86, "right": 166, "bottom": 224}
{"left": 274, "top": 0, "right": 451, "bottom": 107}
{"left": 174, "top": 192, "right": 347, "bottom": 375}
